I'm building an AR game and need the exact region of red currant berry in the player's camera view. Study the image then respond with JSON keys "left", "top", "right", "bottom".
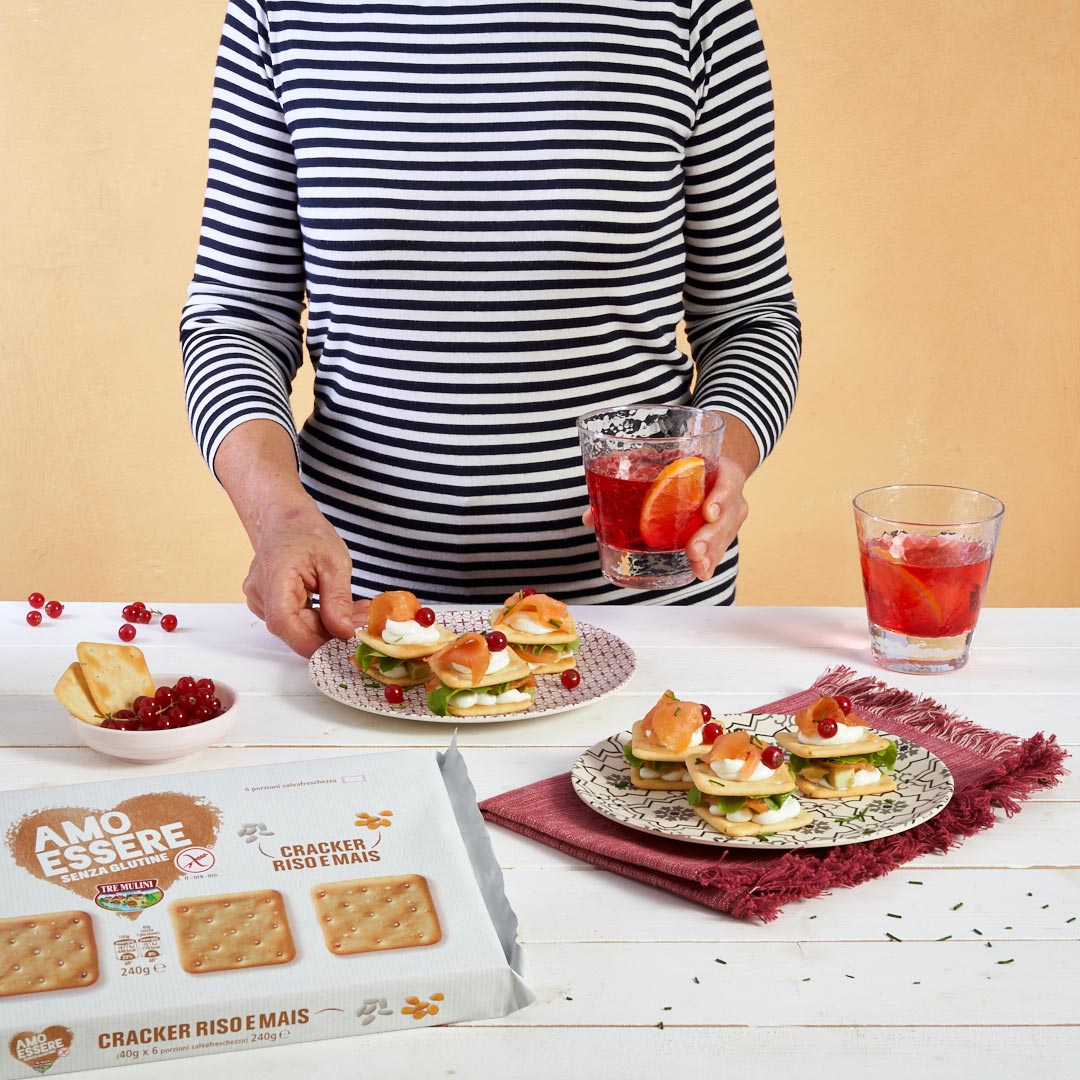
{"left": 114, "top": 709, "right": 135, "bottom": 720}
{"left": 520, "top": 586, "right": 538, "bottom": 597}
{"left": 137, "top": 705, "right": 157, "bottom": 724}
{"left": 196, "top": 678, "right": 215, "bottom": 694}
{"left": 118, "top": 623, "right": 136, "bottom": 642}
{"left": 208, "top": 697, "right": 222, "bottom": 716}
{"left": 44, "top": 600, "right": 64, "bottom": 619}
{"left": 414, "top": 606, "right": 436, "bottom": 628}
{"left": 131, "top": 601, "right": 146, "bottom": 611}
{"left": 132, "top": 695, "right": 153, "bottom": 712}
{"left": 122, "top": 604, "right": 138, "bottom": 621}
{"left": 818, "top": 718, "right": 839, "bottom": 739}
{"left": 761, "top": 745, "right": 785, "bottom": 770}
{"left": 701, "top": 721, "right": 722, "bottom": 743}
{"left": 384, "top": 684, "right": 405, "bottom": 705}
{"left": 485, "top": 630, "right": 508, "bottom": 652}
{"left": 160, "top": 613, "right": 178, "bottom": 632}
{"left": 154, "top": 686, "right": 174, "bottom": 706}
{"left": 28, "top": 592, "right": 45, "bottom": 609}
{"left": 560, "top": 668, "right": 581, "bottom": 690}
{"left": 136, "top": 608, "right": 152, "bottom": 624}
{"left": 101, "top": 718, "right": 118, "bottom": 730}
{"left": 700, "top": 704, "right": 713, "bottom": 724}
{"left": 194, "top": 705, "right": 212, "bottom": 723}
{"left": 26, "top": 610, "right": 42, "bottom": 627}
{"left": 835, "top": 694, "right": 852, "bottom": 715}
{"left": 169, "top": 708, "right": 189, "bottom": 726}
{"left": 176, "top": 676, "right": 197, "bottom": 694}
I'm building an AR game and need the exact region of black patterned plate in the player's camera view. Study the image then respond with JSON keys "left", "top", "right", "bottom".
{"left": 571, "top": 713, "right": 954, "bottom": 848}
{"left": 309, "top": 612, "right": 635, "bottom": 724}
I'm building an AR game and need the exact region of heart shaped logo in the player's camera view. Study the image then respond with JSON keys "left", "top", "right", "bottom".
{"left": 6, "top": 793, "right": 221, "bottom": 915}
{"left": 9, "top": 1027, "right": 73, "bottom": 1074}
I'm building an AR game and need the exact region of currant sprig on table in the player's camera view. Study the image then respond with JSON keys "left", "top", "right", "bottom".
{"left": 118, "top": 601, "right": 179, "bottom": 641}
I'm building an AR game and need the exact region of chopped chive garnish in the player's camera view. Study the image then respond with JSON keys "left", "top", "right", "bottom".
{"left": 908, "top": 880, "right": 923, "bottom": 885}
{"left": 1067, "top": 917, "right": 1076, "bottom": 924}
{"left": 657, "top": 1021, "right": 665, "bottom": 1030}
{"left": 714, "top": 959, "right": 726, "bottom": 965}
{"left": 802, "top": 977, "right": 811, "bottom": 982}
{"left": 936, "top": 935, "right": 952, "bottom": 941}
{"left": 886, "top": 913, "right": 902, "bottom": 919}
{"left": 886, "top": 932, "right": 901, "bottom": 942}
{"left": 692, "top": 977, "right": 700, "bottom": 984}
{"left": 1042, "top": 904, "right": 1050, "bottom": 909}
{"left": 997, "top": 959, "right": 1015, "bottom": 965}
{"left": 973, "top": 929, "right": 983, "bottom": 936}
{"left": 845, "top": 974, "right": 855, "bottom": 979}
{"left": 951, "top": 902, "right": 964, "bottom": 911}
{"left": 663, "top": 1006, "right": 672, "bottom": 1011}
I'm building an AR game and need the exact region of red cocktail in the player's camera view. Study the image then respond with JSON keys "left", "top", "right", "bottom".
{"left": 585, "top": 451, "right": 717, "bottom": 552}
{"left": 853, "top": 485, "right": 1004, "bottom": 673}
{"left": 577, "top": 406, "right": 725, "bottom": 589}
{"left": 860, "top": 534, "right": 993, "bottom": 638}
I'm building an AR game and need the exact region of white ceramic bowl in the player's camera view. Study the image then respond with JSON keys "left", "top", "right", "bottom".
{"left": 71, "top": 674, "right": 239, "bottom": 764}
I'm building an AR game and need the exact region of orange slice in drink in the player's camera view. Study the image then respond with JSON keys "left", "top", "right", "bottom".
{"left": 639, "top": 456, "right": 707, "bottom": 549}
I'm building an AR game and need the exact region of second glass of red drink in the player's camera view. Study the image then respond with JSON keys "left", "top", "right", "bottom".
{"left": 853, "top": 484, "right": 1005, "bottom": 673}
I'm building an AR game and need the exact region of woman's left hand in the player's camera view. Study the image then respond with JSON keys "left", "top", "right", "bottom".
{"left": 685, "top": 456, "right": 749, "bottom": 581}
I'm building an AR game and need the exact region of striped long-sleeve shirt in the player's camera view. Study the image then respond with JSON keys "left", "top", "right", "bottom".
{"left": 181, "top": 0, "right": 801, "bottom": 605}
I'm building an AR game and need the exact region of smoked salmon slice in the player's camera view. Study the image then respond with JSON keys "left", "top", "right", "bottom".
{"left": 428, "top": 632, "right": 489, "bottom": 686}
{"left": 795, "top": 696, "right": 864, "bottom": 738}
{"left": 495, "top": 592, "right": 570, "bottom": 631}
{"left": 367, "top": 591, "right": 421, "bottom": 638}
{"left": 705, "top": 730, "right": 764, "bottom": 779}
{"left": 642, "top": 691, "right": 705, "bottom": 753}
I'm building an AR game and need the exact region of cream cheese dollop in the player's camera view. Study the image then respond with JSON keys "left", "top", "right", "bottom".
{"left": 710, "top": 757, "right": 782, "bottom": 782}
{"left": 797, "top": 724, "right": 869, "bottom": 746}
{"left": 451, "top": 687, "right": 531, "bottom": 708}
{"left": 381, "top": 618, "right": 442, "bottom": 646}
{"left": 507, "top": 613, "right": 559, "bottom": 635}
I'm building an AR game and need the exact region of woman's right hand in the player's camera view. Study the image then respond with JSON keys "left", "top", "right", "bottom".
{"left": 241, "top": 502, "right": 368, "bottom": 658}
{"left": 214, "top": 419, "right": 368, "bottom": 658}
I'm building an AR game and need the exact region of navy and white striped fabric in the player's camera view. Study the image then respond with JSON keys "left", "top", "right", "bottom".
{"left": 181, "top": 0, "right": 801, "bottom": 604}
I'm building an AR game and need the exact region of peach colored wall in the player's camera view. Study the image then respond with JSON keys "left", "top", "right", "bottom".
{"left": 2, "top": 1, "right": 1078, "bottom": 607}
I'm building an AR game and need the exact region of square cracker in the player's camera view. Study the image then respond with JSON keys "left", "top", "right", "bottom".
{"left": 54, "top": 662, "right": 102, "bottom": 725}
{"left": 0, "top": 910, "right": 99, "bottom": 998}
{"left": 686, "top": 756, "right": 797, "bottom": 798}
{"left": 312, "top": 874, "right": 441, "bottom": 956}
{"left": 169, "top": 890, "right": 296, "bottom": 974}
{"left": 75, "top": 641, "right": 155, "bottom": 716}
{"left": 691, "top": 803, "right": 814, "bottom": 837}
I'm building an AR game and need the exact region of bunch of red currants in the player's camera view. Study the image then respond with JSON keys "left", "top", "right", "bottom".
{"left": 101, "top": 676, "right": 222, "bottom": 731}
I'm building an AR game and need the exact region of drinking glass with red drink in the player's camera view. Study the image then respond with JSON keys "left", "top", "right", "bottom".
{"left": 853, "top": 484, "right": 1004, "bottom": 673}
{"left": 577, "top": 405, "right": 725, "bottom": 588}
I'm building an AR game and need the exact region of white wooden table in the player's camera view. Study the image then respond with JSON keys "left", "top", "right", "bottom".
{"left": 2, "top": 602, "right": 1076, "bottom": 1079}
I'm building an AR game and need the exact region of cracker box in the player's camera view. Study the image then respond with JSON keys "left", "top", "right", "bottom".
{"left": 0, "top": 744, "right": 533, "bottom": 1077}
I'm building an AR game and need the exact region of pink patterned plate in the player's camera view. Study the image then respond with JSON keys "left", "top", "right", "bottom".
{"left": 308, "top": 611, "right": 636, "bottom": 724}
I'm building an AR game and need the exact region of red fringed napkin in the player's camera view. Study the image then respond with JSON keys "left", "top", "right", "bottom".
{"left": 479, "top": 666, "right": 1068, "bottom": 921}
